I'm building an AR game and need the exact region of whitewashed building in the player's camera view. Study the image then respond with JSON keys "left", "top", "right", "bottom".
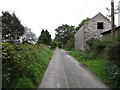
{"left": 75, "top": 12, "right": 111, "bottom": 51}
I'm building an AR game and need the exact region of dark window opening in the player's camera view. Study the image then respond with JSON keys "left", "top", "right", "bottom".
{"left": 97, "top": 22, "right": 104, "bottom": 29}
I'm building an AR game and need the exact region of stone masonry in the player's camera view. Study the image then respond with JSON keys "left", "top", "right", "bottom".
{"left": 75, "top": 12, "right": 111, "bottom": 51}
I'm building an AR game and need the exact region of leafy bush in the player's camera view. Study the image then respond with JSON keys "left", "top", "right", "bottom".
{"left": 104, "top": 61, "right": 120, "bottom": 88}
{"left": 10, "top": 76, "right": 35, "bottom": 88}
{"left": 57, "top": 42, "right": 62, "bottom": 48}
{"left": 2, "top": 43, "right": 52, "bottom": 88}
{"left": 86, "top": 38, "right": 98, "bottom": 49}
{"left": 65, "top": 38, "right": 75, "bottom": 51}
{"left": 105, "top": 42, "right": 120, "bottom": 64}
{"left": 50, "top": 41, "right": 57, "bottom": 49}
{"left": 86, "top": 38, "right": 108, "bottom": 54}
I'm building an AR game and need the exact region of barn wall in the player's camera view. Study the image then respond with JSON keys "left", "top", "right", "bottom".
{"left": 75, "top": 25, "right": 85, "bottom": 50}
{"left": 75, "top": 13, "right": 111, "bottom": 51}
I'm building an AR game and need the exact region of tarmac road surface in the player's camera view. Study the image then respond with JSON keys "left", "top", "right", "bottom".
{"left": 39, "top": 49, "right": 108, "bottom": 88}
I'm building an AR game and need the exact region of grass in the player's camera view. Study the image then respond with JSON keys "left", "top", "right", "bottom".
{"left": 2, "top": 43, "right": 53, "bottom": 88}
{"left": 69, "top": 50, "right": 120, "bottom": 88}
{"left": 69, "top": 50, "right": 109, "bottom": 87}
{"left": 69, "top": 50, "right": 100, "bottom": 61}
{"left": 82, "top": 60, "right": 107, "bottom": 82}
{"left": 69, "top": 36, "right": 120, "bottom": 88}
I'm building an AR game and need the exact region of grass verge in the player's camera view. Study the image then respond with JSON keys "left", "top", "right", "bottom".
{"left": 2, "top": 43, "right": 53, "bottom": 88}
{"left": 69, "top": 50, "right": 120, "bottom": 88}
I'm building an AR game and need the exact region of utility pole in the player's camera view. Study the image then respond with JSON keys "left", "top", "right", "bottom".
{"left": 111, "top": 0, "right": 115, "bottom": 40}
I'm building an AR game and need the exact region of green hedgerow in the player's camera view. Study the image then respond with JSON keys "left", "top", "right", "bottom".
{"left": 2, "top": 43, "right": 52, "bottom": 88}
{"left": 105, "top": 42, "right": 120, "bottom": 64}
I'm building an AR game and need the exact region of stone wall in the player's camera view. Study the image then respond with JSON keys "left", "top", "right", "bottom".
{"left": 75, "top": 13, "right": 111, "bottom": 51}
{"left": 75, "top": 25, "right": 85, "bottom": 50}
{"left": 102, "top": 28, "right": 120, "bottom": 40}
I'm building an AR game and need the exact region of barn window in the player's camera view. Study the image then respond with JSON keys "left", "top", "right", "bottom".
{"left": 97, "top": 22, "right": 104, "bottom": 29}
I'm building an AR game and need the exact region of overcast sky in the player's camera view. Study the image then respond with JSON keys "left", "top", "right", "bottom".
{"left": 0, "top": 0, "right": 119, "bottom": 39}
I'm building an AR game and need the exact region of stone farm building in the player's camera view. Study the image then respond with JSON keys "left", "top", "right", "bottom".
{"left": 101, "top": 26, "right": 120, "bottom": 40}
{"left": 75, "top": 12, "right": 111, "bottom": 51}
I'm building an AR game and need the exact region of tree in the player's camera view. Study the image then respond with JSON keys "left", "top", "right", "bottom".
{"left": 54, "top": 24, "right": 75, "bottom": 48}
{"left": 65, "top": 38, "right": 75, "bottom": 50}
{"left": 75, "top": 17, "right": 90, "bottom": 32}
{"left": 22, "top": 27, "right": 37, "bottom": 44}
{"left": 37, "top": 29, "right": 52, "bottom": 45}
{"left": 2, "top": 11, "right": 24, "bottom": 43}
{"left": 50, "top": 41, "right": 57, "bottom": 49}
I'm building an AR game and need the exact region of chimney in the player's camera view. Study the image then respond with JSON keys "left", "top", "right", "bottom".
{"left": 118, "top": 1, "right": 120, "bottom": 26}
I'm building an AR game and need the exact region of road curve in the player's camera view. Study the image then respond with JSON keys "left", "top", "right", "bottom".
{"left": 39, "top": 49, "right": 108, "bottom": 88}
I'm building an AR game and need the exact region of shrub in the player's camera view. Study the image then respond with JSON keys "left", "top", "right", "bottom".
{"left": 2, "top": 43, "right": 52, "bottom": 88}
{"left": 58, "top": 42, "right": 62, "bottom": 48}
{"left": 86, "top": 38, "right": 98, "bottom": 49}
{"left": 86, "top": 38, "right": 112, "bottom": 55}
{"left": 105, "top": 42, "right": 120, "bottom": 64}
{"left": 65, "top": 38, "right": 75, "bottom": 51}
{"left": 86, "top": 38, "right": 103, "bottom": 52}
{"left": 50, "top": 41, "right": 57, "bottom": 49}
{"left": 104, "top": 61, "right": 120, "bottom": 88}
{"left": 10, "top": 77, "right": 35, "bottom": 88}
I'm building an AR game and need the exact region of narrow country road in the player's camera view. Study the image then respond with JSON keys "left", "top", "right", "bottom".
{"left": 39, "top": 49, "right": 108, "bottom": 88}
